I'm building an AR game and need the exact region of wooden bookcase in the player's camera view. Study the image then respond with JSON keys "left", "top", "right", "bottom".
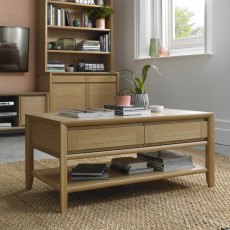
{"left": 36, "top": 0, "right": 118, "bottom": 112}
{"left": 36, "top": 0, "right": 114, "bottom": 73}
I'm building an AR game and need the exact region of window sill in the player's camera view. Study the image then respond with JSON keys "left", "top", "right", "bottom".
{"left": 134, "top": 52, "right": 213, "bottom": 61}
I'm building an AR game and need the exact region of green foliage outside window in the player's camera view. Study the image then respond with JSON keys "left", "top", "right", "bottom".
{"left": 175, "top": 7, "right": 203, "bottom": 39}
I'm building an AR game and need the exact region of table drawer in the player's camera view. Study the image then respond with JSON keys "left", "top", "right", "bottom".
{"left": 145, "top": 121, "right": 207, "bottom": 144}
{"left": 68, "top": 125, "right": 144, "bottom": 152}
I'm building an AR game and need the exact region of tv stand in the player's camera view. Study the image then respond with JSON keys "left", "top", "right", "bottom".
{"left": 0, "top": 92, "right": 48, "bottom": 132}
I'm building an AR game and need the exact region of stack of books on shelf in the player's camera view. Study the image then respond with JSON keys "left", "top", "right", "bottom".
{"left": 47, "top": 60, "right": 65, "bottom": 72}
{"left": 110, "top": 157, "right": 153, "bottom": 174}
{"left": 104, "top": 105, "right": 151, "bottom": 116}
{"left": 59, "top": 108, "right": 114, "bottom": 118}
{"left": 137, "top": 150, "right": 195, "bottom": 172}
{"left": 76, "top": 40, "right": 100, "bottom": 52}
{"left": 70, "top": 163, "right": 108, "bottom": 181}
{"left": 100, "top": 33, "right": 110, "bottom": 52}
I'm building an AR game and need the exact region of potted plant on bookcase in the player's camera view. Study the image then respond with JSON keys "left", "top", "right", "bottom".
{"left": 118, "top": 65, "right": 162, "bottom": 107}
{"left": 87, "top": 5, "right": 114, "bottom": 29}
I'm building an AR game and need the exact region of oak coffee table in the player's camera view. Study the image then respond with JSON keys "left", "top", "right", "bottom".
{"left": 25, "top": 109, "right": 214, "bottom": 214}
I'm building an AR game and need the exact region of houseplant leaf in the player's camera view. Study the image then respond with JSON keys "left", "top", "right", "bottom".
{"left": 142, "top": 64, "right": 162, "bottom": 84}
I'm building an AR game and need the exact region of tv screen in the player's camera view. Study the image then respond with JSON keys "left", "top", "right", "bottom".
{"left": 0, "top": 26, "right": 29, "bottom": 72}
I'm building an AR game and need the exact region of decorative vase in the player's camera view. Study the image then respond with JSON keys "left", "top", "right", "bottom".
{"left": 149, "top": 38, "right": 160, "bottom": 57}
{"left": 73, "top": 19, "right": 81, "bottom": 27}
{"left": 115, "top": 95, "right": 131, "bottom": 106}
{"left": 96, "top": 18, "right": 105, "bottom": 29}
{"left": 132, "top": 94, "right": 149, "bottom": 107}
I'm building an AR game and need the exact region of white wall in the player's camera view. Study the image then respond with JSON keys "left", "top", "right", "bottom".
{"left": 113, "top": 0, "right": 230, "bottom": 145}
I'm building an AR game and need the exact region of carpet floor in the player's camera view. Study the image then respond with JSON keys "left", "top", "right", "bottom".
{"left": 0, "top": 148, "right": 229, "bottom": 230}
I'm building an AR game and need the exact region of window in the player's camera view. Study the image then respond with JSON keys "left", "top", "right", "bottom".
{"left": 134, "top": 0, "right": 212, "bottom": 59}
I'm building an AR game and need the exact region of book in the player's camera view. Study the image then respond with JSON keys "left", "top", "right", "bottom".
{"left": 47, "top": 64, "right": 65, "bottom": 68}
{"left": 110, "top": 164, "right": 153, "bottom": 175}
{"left": 71, "top": 163, "right": 107, "bottom": 176}
{"left": 65, "top": 10, "right": 71, "bottom": 26}
{"left": 59, "top": 108, "right": 114, "bottom": 118}
{"left": 111, "top": 157, "right": 148, "bottom": 171}
{"left": 137, "top": 151, "right": 194, "bottom": 171}
{"left": 71, "top": 171, "right": 109, "bottom": 181}
{"left": 137, "top": 151, "right": 192, "bottom": 163}
{"left": 104, "top": 105, "right": 145, "bottom": 111}
{"left": 115, "top": 109, "right": 151, "bottom": 116}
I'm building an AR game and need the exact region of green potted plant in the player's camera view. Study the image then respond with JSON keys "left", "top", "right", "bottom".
{"left": 117, "top": 65, "right": 162, "bottom": 107}
{"left": 87, "top": 5, "right": 114, "bottom": 29}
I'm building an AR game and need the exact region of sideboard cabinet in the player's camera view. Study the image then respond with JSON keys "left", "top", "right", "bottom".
{"left": 39, "top": 72, "right": 119, "bottom": 112}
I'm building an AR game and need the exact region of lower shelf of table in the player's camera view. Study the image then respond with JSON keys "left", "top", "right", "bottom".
{"left": 32, "top": 165, "right": 207, "bottom": 193}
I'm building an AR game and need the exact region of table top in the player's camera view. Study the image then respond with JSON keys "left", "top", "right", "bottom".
{"left": 26, "top": 108, "right": 213, "bottom": 127}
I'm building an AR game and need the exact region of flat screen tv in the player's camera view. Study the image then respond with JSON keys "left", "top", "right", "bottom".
{"left": 0, "top": 26, "right": 29, "bottom": 72}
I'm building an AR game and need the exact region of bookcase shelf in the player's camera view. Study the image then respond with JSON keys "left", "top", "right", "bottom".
{"left": 48, "top": 50, "right": 110, "bottom": 54}
{"left": 47, "top": 0, "right": 102, "bottom": 9}
{"left": 47, "top": 25, "right": 111, "bottom": 32}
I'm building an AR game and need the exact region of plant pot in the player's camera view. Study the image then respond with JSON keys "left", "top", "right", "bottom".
{"left": 96, "top": 18, "right": 105, "bottom": 29}
{"left": 132, "top": 94, "right": 149, "bottom": 107}
{"left": 115, "top": 95, "right": 131, "bottom": 106}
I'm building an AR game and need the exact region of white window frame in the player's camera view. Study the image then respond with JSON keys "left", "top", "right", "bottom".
{"left": 134, "top": 0, "right": 212, "bottom": 59}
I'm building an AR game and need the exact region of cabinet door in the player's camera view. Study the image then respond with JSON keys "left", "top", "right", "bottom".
{"left": 20, "top": 96, "right": 47, "bottom": 126}
{"left": 86, "top": 75, "right": 117, "bottom": 108}
{"left": 51, "top": 83, "right": 86, "bottom": 112}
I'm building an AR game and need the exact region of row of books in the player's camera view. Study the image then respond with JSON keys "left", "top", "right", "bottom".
{"left": 47, "top": 5, "right": 94, "bottom": 27}
{"left": 99, "top": 34, "right": 110, "bottom": 52}
{"left": 70, "top": 151, "right": 195, "bottom": 181}
{"left": 48, "top": 5, "right": 70, "bottom": 26}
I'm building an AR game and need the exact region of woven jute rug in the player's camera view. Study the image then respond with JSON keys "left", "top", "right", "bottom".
{"left": 0, "top": 148, "right": 229, "bottom": 230}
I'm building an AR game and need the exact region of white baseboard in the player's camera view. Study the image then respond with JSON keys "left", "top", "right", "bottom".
{"left": 215, "top": 119, "right": 230, "bottom": 145}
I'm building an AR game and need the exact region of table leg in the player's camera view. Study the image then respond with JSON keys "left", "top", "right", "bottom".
{"left": 59, "top": 124, "right": 68, "bottom": 214}
{"left": 205, "top": 114, "right": 215, "bottom": 187}
{"left": 25, "top": 116, "right": 34, "bottom": 190}
{"left": 60, "top": 155, "right": 68, "bottom": 214}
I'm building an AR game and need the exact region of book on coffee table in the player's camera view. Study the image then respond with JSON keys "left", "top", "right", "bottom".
{"left": 59, "top": 108, "right": 114, "bottom": 118}
{"left": 71, "top": 163, "right": 107, "bottom": 176}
